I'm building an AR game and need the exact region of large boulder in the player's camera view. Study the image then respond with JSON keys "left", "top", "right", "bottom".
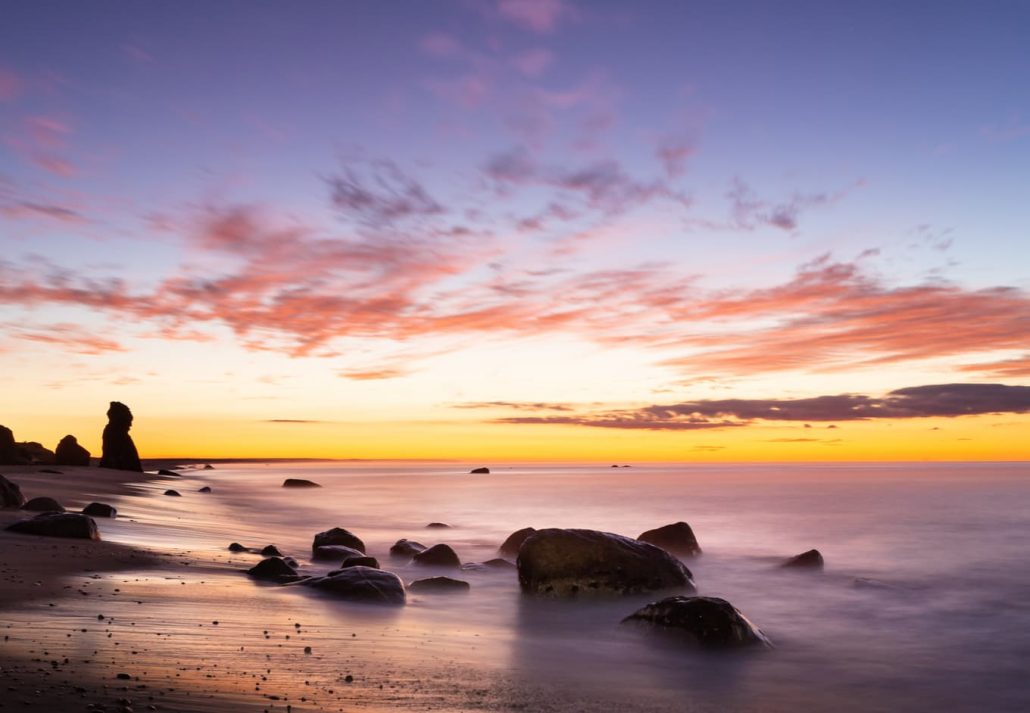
{"left": 22, "top": 496, "right": 65, "bottom": 512}
{"left": 782, "top": 549, "right": 824, "bottom": 569}
{"left": 313, "top": 544, "right": 365, "bottom": 562}
{"left": 6, "top": 512, "right": 100, "bottom": 540}
{"left": 82, "top": 502, "right": 117, "bottom": 518}
{"left": 621, "top": 596, "right": 772, "bottom": 649}
{"left": 0, "top": 426, "right": 18, "bottom": 465}
{"left": 311, "top": 527, "right": 365, "bottom": 555}
{"left": 499, "top": 527, "right": 537, "bottom": 557}
{"left": 389, "top": 539, "right": 426, "bottom": 559}
{"left": 99, "top": 402, "right": 142, "bottom": 472}
{"left": 247, "top": 557, "right": 301, "bottom": 582}
{"left": 54, "top": 435, "right": 91, "bottom": 466}
{"left": 412, "top": 543, "right": 461, "bottom": 568}
{"left": 408, "top": 576, "right": 470, "bottom": 594}
{"left": 0, "top": 474, "right": 25, "bottom": 508}
{"left": 302, "top": 566, "right": 405, "bottom": 605}
{"left": 16, "top": 441, "right": 55, "bottom": 465}
{"left": 637, "top": 522, "right": 702, "bottom": 557}
{"left": 517, "top": 528, "right": 695, "bottom": 597}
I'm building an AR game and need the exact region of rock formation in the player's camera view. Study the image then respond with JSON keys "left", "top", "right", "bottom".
{"left": 6, "top": 512, "right": 100, "bottom": 540}
{"left": 621, "top": 596, "right": 772, "bottom": 649}
{"left": 0, "top": 426, "right": 19, "bottom": 464}
{"left": 637, "top": 522, "right": 702, "bottom": 557}
{"left": 55, "top": 435, "right": 91, "bottom": 466}
{"left": 99, "top": 402, "right": 142, "bottom": 472}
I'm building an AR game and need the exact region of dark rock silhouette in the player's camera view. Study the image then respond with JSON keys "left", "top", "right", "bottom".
{"left": 203, "top": 464, "right": 214, "bottom": 470}
{"left": 313, "top": 544, "right": 365, "bottom": 562}
{"left": 426, "top": 522, "right": 451, "bottom": 528}
{"left": 336, "top": 555, "right": 380, "bottom": 569}
{"left": 470, "top": 467, "right": 490, "bottom": 474}
{"left": 260, "top": 545, "right": 283, "bottom": 557}
{"left": 228, "top": 542, "right": 247, "bottom": 552}
{"left": 15, "top": 441, "right": 55, "bottom": 465}
{"left": 312, "top": 527, "right": 365, "bottom": 555}
{"left": 0, "top": 474, "right": 26, "bottom": 508}
{"left": 82, "top": 502, "right": 117, "bottom": 517}
{"left": 156, "top": 469, "right": 179, "bottom": 476}
{"left": 782, "top": 549, "right": 824, "bottom": 569}
{"left": 198, "top": 486, "right": 212, "bottom": 493}
{"left": 0, "top": 426, "right": 18, "bottom": 464}
{"left": 412, "top": 543, "right": 461, "bottom": 568}
{"left": 301, "top": 566, "right": 405, "bottom": 605}
{"left": 55, "top": 435, "right": 91, "bottom": 466}
{"left": 164, "top": 489, "right": 181, "bottom": 497}
{"left": 247, "top": 556, "right": 300, "bottom": 582}
{"left": 461, "top": 558, "right": 516, "bottom": 572}
{"left": 517, "top": 528, "right": 695, "bottom": 597}
{"left": 637, "top": 522, "right": 702, "bottom": 557}
{"left": 622, "top": 596, "right": 772, "bottom": 649}
{"left": 499, "top": 527, "right": 537, "bottom": 557}
{"left": 409, "top": 576, "right": 470, "bottom": 594}
{"left": 99, "top": 402, "right": 142, "bottom": 472}
{"left": 389, "top": 539, "right": 426, "bottom": 559}
{"left": 6, "top": 512, "right": 100, "bottom": 540}
{"left": 283, "top": 478, "right": 321, "bottom": 488}
{"left": 22, "top": 496, "right": 65, "bottom": 512}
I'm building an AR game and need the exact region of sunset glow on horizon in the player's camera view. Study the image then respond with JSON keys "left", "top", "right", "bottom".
{"left": 2, "top": 1, "right": 1029, "bottom": 461}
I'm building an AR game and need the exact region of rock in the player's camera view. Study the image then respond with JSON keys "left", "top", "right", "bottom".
{"left": 461, "top": 558, "right": 516, "bottom": 572}
{"left": 302, "top": 566, "right": 405, "bottom": 605}
{"left": 782, "top": 549, "right": 824, "bottom": 569}
{"left": 470, "top": 467, "right": 490, "bottom": 474}
{"left": 260, "top": 545, "right": 283, "bottom": 557}
{"left": 389, "top": 539, "right": 426, "bottom": 559}
{"left": 517, "top": 528, "right": 695, "bottom": 597}
{"left": 0, "top": 474, "right": 25, "bottom": 508}
{"left": 6, "top": 512, "right": 100, "bottom": 540}
{"left": 82, "top": 502, "right": 117, "bottom": 518}
{"left": 15, "top": 441, "right": 55, "bottom": 465}
{"left": 622, "top": 596, "right": 772, "bottom": 649}
{"left": 198, "top": 486, "right": 212, "bottom": 493}
{"left": 203, "top": 464, "right": 214, "bottom": 470}
{"left": 54, "top": 435, "right": 91, "bottom": 466}
{"left": 339, "top": 556, "right": 380, "bottom": 569}
{"left": 412, "top": 543, "right": 461, "bottom": 568}
{"left": 611, "top": 464, "right": 619, "bottom": 468}
{"left": 483, "top": 557, "right": 516, "bottom": 569}
{"left": 38, "top": 468, "right": 62, "bottom": 474}
{"left": 312, "top": 527, "right": 365, "bottom": 554}
{"left": 228, "top": 542, "right": 247, "bottom": 552}
{"left": 499, "top": 527, "right": 537, "bottom": 557}
{"left": 283, "top": 478, "right": 321, "bottom": 488}
{"left": 637, "top": 522, "right": 702, "bottom": 557}
{"left": 425, "top": 522, "right": 451, "bottom": 529}
{"left": 156, "top": 469, "right": 179, "bottom": 476}
{"left": 99, "top": 402, "right": 142, "bottom": 472}
{"left": 246, "top": 557, "right": 299, "bottom": 582}
{"left": 0, "top": 425, "right": 18, "bottom": 465}
{"left": 22, "top": 496, "right": 65, "bottom": 512}
{"left": 163, "top": 489, "right": 181, "bottom": 497}
{"left": 283, "top": 556, "right": 299, "bottom": 568}
{"left": 313, "top": 544, "right": 365, "bottom": 562}
{"left": 409, "top": 576, "right": 470, "bottom": 594}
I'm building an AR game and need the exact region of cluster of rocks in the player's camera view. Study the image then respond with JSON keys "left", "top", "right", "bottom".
{"left": 1, "top": 473, "right": 118, "bottom": 540}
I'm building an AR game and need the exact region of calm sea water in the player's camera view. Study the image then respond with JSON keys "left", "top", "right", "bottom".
{"left": 45, "top": 462, "right": 1030, "bottom": 710}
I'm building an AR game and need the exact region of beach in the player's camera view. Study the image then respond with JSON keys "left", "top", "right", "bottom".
{"left": 3, "top": 461, "right": 1030, "bottom": 712}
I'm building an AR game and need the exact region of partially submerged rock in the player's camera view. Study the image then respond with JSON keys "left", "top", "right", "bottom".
{"left": 389, "top": 539, "right": 426, "bottom": 559}
{"left": 302, "top": 566, "right": 405, "bottom": 605}
{"left": 82, "top": 502, "right": 117, "bottom": 518}
{"left": 338, "top": 555, "right": 380, "bottom": 569}
{"left": 260, "top": 544, "right": 283, "bottom": 557}
{"left": 6, "top": 512, "right": 100, "bottom": 540}
{"left": 425, "top": 522, "right": 451, "bottom": 529}
{"left": 198, "top": 486, "right": 212, "bottom": 493}
{"left": 462, "top": 558, "right": 516, "bottom": 572}
{"left": 22, "top": 496, "right": 65, "bottom": 512}
{"left": 637, "top": 522, "right": 702, "bottom": 557}
{"left": 283, "top": 478, "right": 321, "bottom": 488}
{"left": 409, "top": 576, "right": 470, "bottom": 594}
{"left": 312, "top": 527, "right": 365, "bottom": 554}
{"left": 99, "top": 402, "right": 142, "bottom": 472}
{"left": 156, "top": 469, "right": 179, "bottom": 476}
{"left": 247, "top": 556, "right": 300, "bottom": 582}
{"left": 470, "top": 467, "right": 490, "bottom": 474}
{"left": 55, "top": 435, "right": 90, "bottom": 466}
{"left": 517, "top": 528, "right": 695, "bottom": 597}
{"left": 499, "top": 527, "right": 537, "bottom": 557}
{"left": 228, "top": 542, "right": 247, "bottom": 552}
{"left": 412, "top": 543, "right": 461, "bottom": 568}
{"left": 313, "top": 544, "right": 365, "bottom": 562}
{"left": 782, "top": 549, "right": 824, "bottom": 569}
{"left": 163, "top": 489, "right": 181, "bottom": 497}
{"left": 622, "top": 596, "right": 772, "bottom": 649}
{"left": 0, "top": 474, "right": 25, "bottom": 508}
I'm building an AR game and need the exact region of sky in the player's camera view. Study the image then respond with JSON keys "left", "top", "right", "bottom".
{"left": 1, "top": 0, "right": 1028, "bottom": 461}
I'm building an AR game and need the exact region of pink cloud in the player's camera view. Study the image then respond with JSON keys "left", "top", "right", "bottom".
{"left": 497, "top": 0, "right": 573, "bottom": 34}
{"left": 511, "top": 48, "right": 554, "bottom": 76}
{"left": 0, "top": 68, "right": 22, "bottom": 102}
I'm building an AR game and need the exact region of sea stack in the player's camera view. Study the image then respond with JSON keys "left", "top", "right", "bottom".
{"left": 55, "top": 435, "right": 91, "bottom": 466}
{"left": 99, "top": 401, "right": 142, "bottom": 472}
{"left": 0, "top": 425, "right": 19, "bottom": 464}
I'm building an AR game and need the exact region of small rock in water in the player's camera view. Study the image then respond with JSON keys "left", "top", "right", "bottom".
{"left": 228, "top": 542, "right": 247, "bottom": 552}
{"left": 260, "top": 544, "right": 283, "bottom": 557}
{"left": 82, "top": 502, "right": 117, "bottom": 518}
{"left": 156, "top": 469, "right": 179, "bottom": 476}
{"left": 637, "top": 522, "right": 702, "bottom": 557}
{"left": 163, "top": 489, "right": 181, "bottom": 497}
{"left": 283, "top": 478, "right": 321, "bottom": 488}
{"left": 389, "top": 539, "right": 426, "bottom": 559}
{"left": 246, "top": 557, "right": 300, "bottom": 582}
{"left": 498, "top": 527, "right": 537, "bottom": 557}
{"left": 412, "top": 543, "right": 461, "bottom": 568}
{"left": 425, "top": 522, "right": 451, "bottom": 529}
{"left": 782, "top": 549, "right": 824, "bottom": 569}
{"left": 198, "top": 486, "right": 212, "bottom": 493}
{"left": 22, "top": 496, "right": 65, "bottom": 512}
{"left": 469, "top": 467, "right": 490, "bottom": 474}
{"left": 408, "top": 576, "right": 470, "bottom": 594}
{"left": 622, "top": 595, "right": 772, "bottom": 649}
{"left": 312, "top": 527, "right": 365, "bottom": 554}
